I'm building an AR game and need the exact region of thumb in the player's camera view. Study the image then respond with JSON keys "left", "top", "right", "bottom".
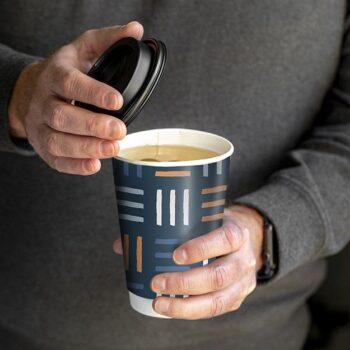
{"left": 75, "top": 21, "right": 144, "bottom": 64}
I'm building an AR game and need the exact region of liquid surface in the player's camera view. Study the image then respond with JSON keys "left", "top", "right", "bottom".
{"left": 119, "top": 145, "right": 220, "bottom": 162}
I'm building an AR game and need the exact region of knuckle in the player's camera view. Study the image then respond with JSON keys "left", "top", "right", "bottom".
{"left": 221, "top": 225, "right": 237, "bottom": 251}
{"left": 81, "top": 139, "right": 93, "bottom": 156}
{"left": 52, "top": 158, "right": 64, "bottom": 173}
{"left": 86, "top": 117, "right": 99, "bottom": 135}
{"left": 45, "top": 155, "right": 59, "bottom": 172}
{"left": 210, "top": 296, "right": 225, "bottom": 318}
{"left": 243, "top": 253, "right": 257, "bottom": 272}
{"left": 211, "top": 265, "right": 229, "bottom": 290}
{"left": 86, "top": 85, "right": 102, "bottom": 105}
{"left": 230, "top": 299, "right": 243, "bottom": 312}
{"left": 246, "top": 278, "right": 257, "bottom": 295}
{"left": 51, "top": 105, "right": 66, "bottom": 130}
{"left": 62, "top": 69, "right": 78, "bottom": 94}
{"left": 249, "top": 257, "right": 257, "bottom": 270}
{"left": 27, "top": 132, "right": 39, "bottom": 150}
{"left": 198, "top": 236, "right": 210, "bottom": 260}
{"left": 177, "top": 273, "right": 190, "bottom": 293}
{"left": 47, "top": 133, "right": 60, "bottom": 156}
{"left": 81, "top": 29, "right": 95, "bottom": 40}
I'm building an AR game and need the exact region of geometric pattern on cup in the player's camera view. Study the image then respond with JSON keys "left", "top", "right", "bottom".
{"left": 113, "top": 156, "right": 231, "bottom": 299}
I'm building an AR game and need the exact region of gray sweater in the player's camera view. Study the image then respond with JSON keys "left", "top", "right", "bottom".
{"left": 0, "top": 1, "right": 349, "bottom": 349}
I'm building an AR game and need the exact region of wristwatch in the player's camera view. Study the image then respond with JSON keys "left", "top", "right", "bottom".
{"left": 257, "top": 215, "right": 278, "bottom": 282}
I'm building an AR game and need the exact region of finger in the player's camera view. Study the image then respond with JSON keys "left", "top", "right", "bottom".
{"left": 51, "top": 66, "right": 123, "bottom": 110}
{"left": 75, "top": 21, "right": 144, "bottom": 60}
{"left": 153, "top": 276, "right": 255, "bottom": 320}
{"left": 152, "top": 255, "right": 244, "bottom": 295}
{"left": 46, "top": 101, "right": 126, "bottom": 140}
{"left": 113, "top": 239, "right": 123, "bottom": 255}
{"left": 38, "top": 150, "right": 101, "bottom": 175}
{"left": 173, "top": 221, "right": 245, "bottom": 265}
{"left": 42, "top": 125, "right": 120, "bottom": 159}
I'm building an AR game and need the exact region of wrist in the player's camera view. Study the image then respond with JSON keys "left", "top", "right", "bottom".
{"left": 8, "top": 61, "right": 40, "bottom": 138}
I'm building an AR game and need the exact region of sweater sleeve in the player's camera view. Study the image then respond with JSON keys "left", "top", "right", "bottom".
{"left": 0, "top": 43, "right": 40, "bottom": 155}
{"left": 235, "top": 16, "right": 350, "bottom": 280}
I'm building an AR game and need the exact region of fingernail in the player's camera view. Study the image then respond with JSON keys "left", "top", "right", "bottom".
{"left": 152, "top": 277, "right": 166, "bottom": 292}
{"left": 155, "top": 299, "right": 169, "bottom": 314}
{"left": 109, "top": 121, "right": 119, "bottom": 139}
{"left": 86, "top": 159, "right": 97, "bottom": 172}
{"left": 102, "top": 141, "right": 115, "bottom": 156}
{"left": 173, "top": 249, "right": 188, "bottom": 264}
{"left": 104, "top": 92, "right": 120, "bottom": 110}
{"left": 109, "top": 120, "right": 125, "bottom": 139}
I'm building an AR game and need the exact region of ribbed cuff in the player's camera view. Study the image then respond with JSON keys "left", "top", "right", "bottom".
{"left": 234, "top": 175, "right": 327, "bottom": 280}
{"left": 0, "top": 44, "right": 40, "bottom": 155}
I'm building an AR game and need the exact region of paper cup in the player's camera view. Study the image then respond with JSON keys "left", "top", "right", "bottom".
{"left": 112, "top": 129, "right": 234, "bottom": 317}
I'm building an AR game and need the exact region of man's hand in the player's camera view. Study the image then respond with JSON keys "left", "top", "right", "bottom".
{"left": 113, "top": 205, "right": 264, "bottom": 320}
{"left": 8, "top": 21, "right": 143, "bottom": 175}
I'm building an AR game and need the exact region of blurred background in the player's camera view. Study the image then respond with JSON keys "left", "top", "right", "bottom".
{"left": 305, "top": 243, "right": 350, "bottom": 350}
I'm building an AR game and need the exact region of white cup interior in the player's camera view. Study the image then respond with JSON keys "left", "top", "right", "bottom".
{"left": 116, "top": 128, "right": 234, "bottom": 167}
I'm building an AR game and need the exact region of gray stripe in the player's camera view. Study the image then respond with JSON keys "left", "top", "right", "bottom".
{"left": 117, "top": 200, "right": 144, "bottom": 209}
{"left": 136, "top": 165, "right": 142, "bottom": 178}
{"left": 119, "top": 214, "right": 144, "bottom": 222}
{"left": 116, "top": 186, "right": 144, "bottom": 195}
{"left": 155, "top": 266, "right": 191, "bottom": 272}
{"left": 127, "top": 282, "right": 144, "bottom": 290}
{"left": 203, "top": 164, "right": 209, "bottom": 177}
{"left": 155, "top": 252, "right": 173, "bottom": 258}
{"left": 123, "top": 162, "right": 129, "bottom": 176}
{"left": 155, "top": 238, "right": 186, "bottom": 245}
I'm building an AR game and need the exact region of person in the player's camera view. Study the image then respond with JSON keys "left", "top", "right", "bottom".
{"left": 0, "top": 1, "right": 349, "bottom": 349}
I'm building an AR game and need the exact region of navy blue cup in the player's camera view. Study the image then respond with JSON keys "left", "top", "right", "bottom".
{"left": 113, "top": 129, "right": 234, "bottom": 317}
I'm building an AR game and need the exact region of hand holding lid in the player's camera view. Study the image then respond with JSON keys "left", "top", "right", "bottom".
{"left": 76, "top": 37, "right": 167, "bottom": 126}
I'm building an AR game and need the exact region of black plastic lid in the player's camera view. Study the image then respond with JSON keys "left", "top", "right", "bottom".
{"left": 75, "top": 37, "right": 166, "bottom": 126}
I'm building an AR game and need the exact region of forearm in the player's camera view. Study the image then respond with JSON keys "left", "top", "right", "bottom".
{"left": 0, "top": 43, "right": 40, "bottom": 155}
{"left": 234, "top": 15, "right": 350, "bottom": 279}
{"left": 235, "top": 95, "right": 350, "bottom": 279}
{"left": 8, "top": 60, "right": 42, "bottom": 139}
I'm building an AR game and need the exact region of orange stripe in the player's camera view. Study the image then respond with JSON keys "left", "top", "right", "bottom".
{"left": 201, "top": 185, "right": 227, "bottom": 194}
{"left": 136, "top": 236, "right": 142, "bottom": 273}
{"left": 155, "top": 171, "right": 191, "bottom": 177}
{"left": 201, "top": 199, "right": 226, "bottom": 208}
{"left": 123, "top": 234, "right": 129, "bottom": 271}
{"left": 201, "top": 213, "right": 224, "bottom": 222}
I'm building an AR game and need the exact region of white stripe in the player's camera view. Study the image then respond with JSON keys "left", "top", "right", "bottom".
{"left": 170, "top": 294, "right": 176, "bottom": 298}
{"left": 170, "top": 190, "right": 176, "bottom": 226}
{"left": 203, "top": 164, "right": 209, "bottom": 177}
{"left": 156, "top": 293, "right": 162, "bottom": 297}
{"left": 216, "top": 161, "right": 222, "bottom": 175}
{"left": 183, "top": 295, "right": 189, "bottom": 298}
{"left": 119, "top": 214, "right": 144, "bottom": 222}
{"left": 116, "top": 186, "right": 144, "bottom": 195}
{"left": 183, "top": 189, "right": 189, "bottom": 226}
{"left": 117, "top": 200, "right": 144, "bottom": 209}
{"left": 203, "top": 259, "right": 208, "bottom": 266}
{"left": 156, "top": 190, "right": 162, "bottom": 226}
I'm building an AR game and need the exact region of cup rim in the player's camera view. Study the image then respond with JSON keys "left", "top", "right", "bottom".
{"left": 114, "top": 128, "right": 234, "bottom": 167}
